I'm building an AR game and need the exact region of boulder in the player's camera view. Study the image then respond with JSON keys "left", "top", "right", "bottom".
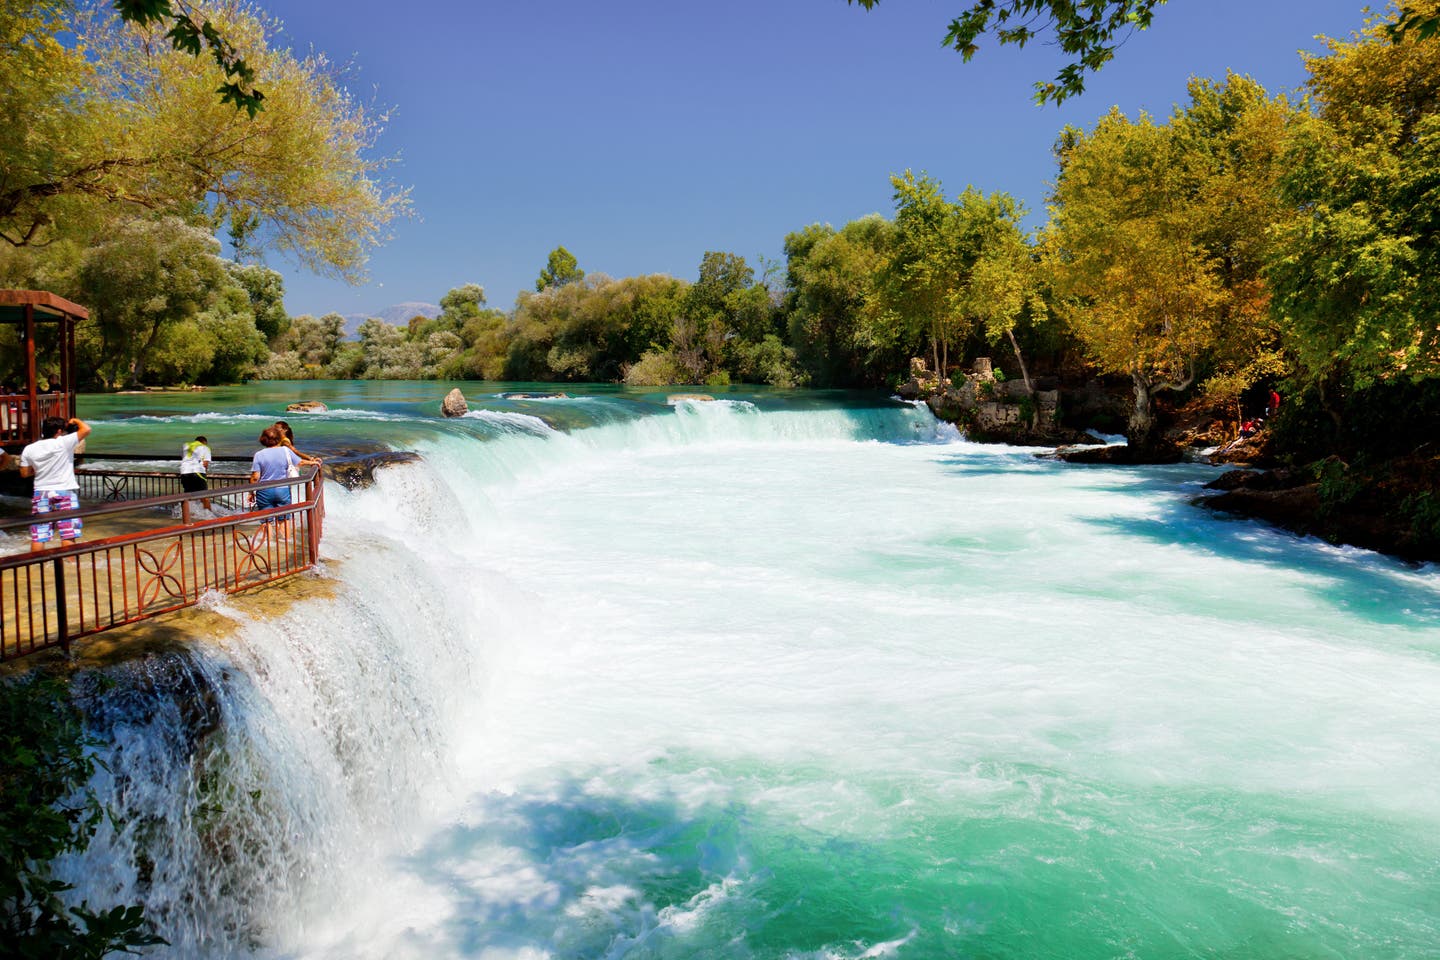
{"left": 440, "top": 388, "right": 468, "bottom": 418}
{"left": 667, "top": 394, "right": 715, "bottom": 403}
{"left": 286, "top": 400, "right": 328, "bottom": 413}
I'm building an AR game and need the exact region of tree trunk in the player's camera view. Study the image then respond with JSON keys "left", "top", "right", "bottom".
{"left": 930, "top": 336, "right": 941, "bottom": 383}
{"left": 1318, "top": 369, "right": 1345, "bottom": 444}
{"left": 126, "top": 320, "right": 166, "bottom": 388}
{"left": 1129, "top": 372, "right": 1161, "bottom": 451}
{"left": 1006, "top": 328, "right": 1034, "bottom": 395}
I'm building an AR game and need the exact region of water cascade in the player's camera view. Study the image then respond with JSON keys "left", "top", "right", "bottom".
{"left": 52, "top": 388, "right": 1440, "bottom": 959}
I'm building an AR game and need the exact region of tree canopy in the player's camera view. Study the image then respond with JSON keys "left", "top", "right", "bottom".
{"left": 0, "top": 0, "right": 409, "bottom": 280}
{"left": 847, "top": 2, "right": 1439, "bottom": 105}
{"left": 848, "top": 0, "right": 1166, "bottom": 104}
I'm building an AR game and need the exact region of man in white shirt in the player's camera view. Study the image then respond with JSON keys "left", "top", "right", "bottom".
{"left": 18, "top": 416, "right": 92, "bottom": 552}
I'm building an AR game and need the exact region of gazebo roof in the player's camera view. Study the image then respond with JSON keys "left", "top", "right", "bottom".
{"left": 0, "top": 290, "right": 89, "bottom": 323}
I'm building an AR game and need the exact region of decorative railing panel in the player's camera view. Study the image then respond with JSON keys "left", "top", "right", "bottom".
{"left": 0, "top": 466, "right": 324, "bottom": 661}
{"left": 76, "top": 468, "right": 253, "bottom": 508}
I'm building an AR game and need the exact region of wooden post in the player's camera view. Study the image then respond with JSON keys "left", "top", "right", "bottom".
{"left": 62, "top": 315, "right": 75, "bottom": 419}
{"left": 23, "top": 303, "right": 37, "bottom": 443}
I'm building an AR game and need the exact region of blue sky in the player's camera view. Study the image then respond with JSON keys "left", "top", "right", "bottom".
{"left": 258, "top": 0, "right": 1375, "bottom": 319}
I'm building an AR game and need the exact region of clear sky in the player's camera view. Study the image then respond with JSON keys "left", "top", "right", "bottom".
{"left": 257, "top": 0, "right": 1376, "bottom": 320}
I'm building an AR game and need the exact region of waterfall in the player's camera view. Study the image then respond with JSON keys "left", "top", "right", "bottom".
{"left": 50, "top": 392, "right": 1440, "bottom": 959}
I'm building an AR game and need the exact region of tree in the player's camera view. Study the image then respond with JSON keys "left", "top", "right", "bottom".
{"left": 1267, "top": 1, "right": 1440, "bottom": 428}
{"left": 224, "top": 262, "right": 289, "bottom": 342}
{"left": 873, "top": 173, "right": 961, "bottom": 377}
{"left": 535, "top": 246, "right": 585, "bottom": 291}
{"left": 1045, "top": 110, "right": 1220, "bottom": 451}
{"left": 1044, "top": 75, "right": 1293, "bottom": 450}
{"left": 966, "top": 219, "right": 1047, "bottom": 394}
{"left": 678, "top": 251, "right": 778, "bottom": 384}
{"left": 355, "top": 318, "right": 423, "bottom": 379}
{"left": 112, "top": 0, "right": 264, "bottom": 115}
{"left": 876, "top": 173, "right": 1027, "bottom": 381}
{"left": 194, "top": 282, "right": 270, "bottom": 382}
{"left": 843, "top": 3, "right": 1439, "bottom": 104}
{"left": 1, "top": 1, "right": 408, "bottom": 280}
{"left": 437, "top": 284, "right": 487, "bottom": 331}
{"left": 508, "top": 274, "right": 688, "bottom": 382}
{"left": 77, "top": 217, "right": 228, "bottom": 388}
{"left": 847, "top": 0, "right": 1165, "bottom": 104}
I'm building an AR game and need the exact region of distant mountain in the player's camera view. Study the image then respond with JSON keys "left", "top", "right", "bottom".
{"left": 340, "top": 301, "right": 441, "bottom": 338}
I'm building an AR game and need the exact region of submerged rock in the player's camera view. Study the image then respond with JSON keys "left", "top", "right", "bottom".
{"left": 286, "top": 400, "right": 328, "bottom": 413}
{"left": 440, "top": 388, "right": 468, "bottom": 417}
{"left": 667, "top": 394, "right": 715, "bottom": 403}
{"left": 499, "top": 391, "right": 568, "bottom": 400}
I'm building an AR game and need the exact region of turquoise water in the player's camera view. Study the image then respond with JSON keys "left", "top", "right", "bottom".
{"left": 58, "top": 383, "right": 1440, "bottom": 959}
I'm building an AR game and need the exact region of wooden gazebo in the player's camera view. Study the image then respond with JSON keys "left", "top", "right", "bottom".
{"left": 0, "top": 289, "right": 86, "bottom": 452}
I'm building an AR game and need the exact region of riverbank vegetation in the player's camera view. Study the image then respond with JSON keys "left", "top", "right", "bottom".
{"left": 0, "top": 674, "right": 163, "bottom": 956}
{"left": 0, "top": 0, "right": 1435, "bottom": 555}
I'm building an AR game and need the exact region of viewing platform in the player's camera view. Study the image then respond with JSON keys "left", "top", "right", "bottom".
{"left": 0, "top": 458, "right": 325, "bottom": 662}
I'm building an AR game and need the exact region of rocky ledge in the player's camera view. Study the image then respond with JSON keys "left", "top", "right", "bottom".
{"left": 1197, "top": 455, "right": 1440, "bottom": 564}
{"left": 322, "top": 451, "right": 423, "bottom": 490}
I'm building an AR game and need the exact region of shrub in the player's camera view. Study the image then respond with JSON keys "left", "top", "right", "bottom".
{"left": 624, "top": 349, "right": 686, "bottom": 386}
{"left": 0, "top": 676, "right": 164, "bottom": 958}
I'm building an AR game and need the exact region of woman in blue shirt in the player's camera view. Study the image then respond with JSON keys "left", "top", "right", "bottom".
{"left": 249, "top": 425, "right": 319, "bottom": 516}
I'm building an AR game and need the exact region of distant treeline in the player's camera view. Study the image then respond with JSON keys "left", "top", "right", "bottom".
{"left": 2, "top": 2, "right": 1437, "bottom": 463}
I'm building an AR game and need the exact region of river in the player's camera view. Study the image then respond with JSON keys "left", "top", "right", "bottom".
{"left": 44, "top": 382, "right": 1440, "bottom": 958}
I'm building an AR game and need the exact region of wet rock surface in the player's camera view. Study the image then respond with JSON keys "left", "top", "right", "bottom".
{"left": 440, "top": 388, "right": 468, "bottom": 417}
{"left": 322, "top": 450, "right": 423, "bottom": 490}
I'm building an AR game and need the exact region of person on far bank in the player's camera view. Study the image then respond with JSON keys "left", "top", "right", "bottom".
{"left": 180, "top": 435, "right": 212, "bottom": 510}
{"left": 249, "top": 426, "right": 319, "bottom": 522}
{"left": 18, "top": 416, "right": 91, "bottom": 552}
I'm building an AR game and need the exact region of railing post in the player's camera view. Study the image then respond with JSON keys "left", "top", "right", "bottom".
{"left": 181, "top": 498, "right": 191, "bottom": 525}
{"left": 53, "top": 556, "right": 69, "bottom": 655}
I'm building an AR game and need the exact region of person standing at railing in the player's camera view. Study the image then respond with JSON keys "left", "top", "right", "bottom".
{"left": 249, "top": 426, "right": 319, "bottom": 527}
{"left": 17, "top": 416, "right": 91, "bottom": 553}
{"left": 273, "top": 419, "right": 321, "bottom": 502}
{"left": 180, "top": 435, "right": 213, "bottom": 511}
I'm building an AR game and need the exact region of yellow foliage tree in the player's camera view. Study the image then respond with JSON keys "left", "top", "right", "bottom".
{"left": 0, "top": 0, "right": 408, "bottom": 282}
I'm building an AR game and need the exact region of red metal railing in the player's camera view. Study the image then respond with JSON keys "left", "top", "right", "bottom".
{"left": 76, "top": 460, "right": 255, "bottom": 511}
{"left": 0, "top": 464, "right": 325, "bottom": 661}
{"left": 0, "top": 392, "right": 67, "bottom": 446}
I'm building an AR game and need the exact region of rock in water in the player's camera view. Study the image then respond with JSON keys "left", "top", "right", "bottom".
{"left": 286, "top": 400, "right": 328, "bottom": 413}
{"left": 441, "top": 388, "right": 468, "bottom": 417}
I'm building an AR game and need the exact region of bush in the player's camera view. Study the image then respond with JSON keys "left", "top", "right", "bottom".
{"left": 624, "top": 350, "right": 687, "bottom": 386}
{"left": 0, "top": 676, "right": 164, "bottom": 958}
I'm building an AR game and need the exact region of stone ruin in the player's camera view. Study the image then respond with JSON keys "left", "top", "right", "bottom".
{"left": 899, "top": 357, "right": 1062, "bottom": 440}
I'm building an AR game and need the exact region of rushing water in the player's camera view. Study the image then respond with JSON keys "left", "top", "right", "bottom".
{"left": 50, "top": 382, "right": 1440, "bottom": 959}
